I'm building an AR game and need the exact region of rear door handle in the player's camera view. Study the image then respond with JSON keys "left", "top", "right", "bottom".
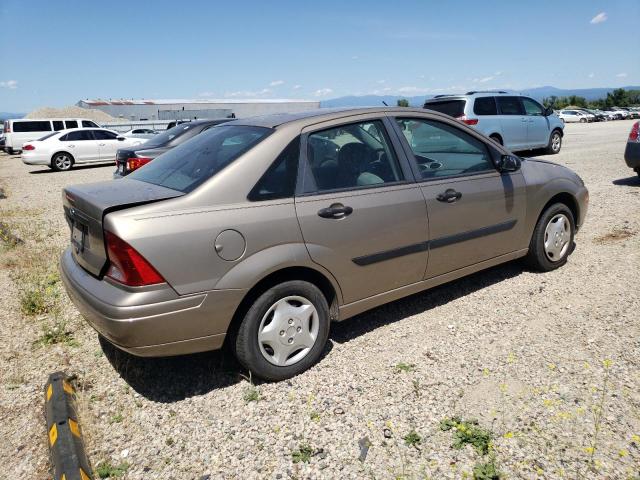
{"left": 318, "top": 203, "right": 353, "bottom": 219}
{"left": 436, "top": 189, "right": 462, "bottom": 203}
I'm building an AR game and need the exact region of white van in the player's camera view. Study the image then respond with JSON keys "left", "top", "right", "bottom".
{"left": 3, "top": 118, "right": 101, "bottom": 154}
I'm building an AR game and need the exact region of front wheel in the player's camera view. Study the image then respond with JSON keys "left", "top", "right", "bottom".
{"left": 234, "top": 281, "right": 330, "bottom": 381}
{"left": 51, "top": 153, "right": 74, "bottom": 171}
{"left": 525, "top": 203, "right": 575, "bottom": 272}
{"left": 579, "top": 118, "right": 587, "bottom": 123}
{"left": 544, "top": 130, "right": 562, "bottom": 154}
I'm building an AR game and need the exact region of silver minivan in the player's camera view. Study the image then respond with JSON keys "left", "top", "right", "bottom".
{"left": 423, "top": 92, "right": 564, "bottom": 154}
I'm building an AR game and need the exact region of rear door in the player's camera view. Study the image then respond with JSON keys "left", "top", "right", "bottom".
{"left": 521, "top": 97, "right": 549, "bottom": 148}
{"left": 392, "top": 116, "right": 527, "bottom": 278}
{"left": 295, "top": 117, "right": 428, "bottom": 304}
{"left": 495, "top": 96, "right": 528, "bottom": 150}
{"left": 62, "top": 130, "right": 99, "bottom": 162}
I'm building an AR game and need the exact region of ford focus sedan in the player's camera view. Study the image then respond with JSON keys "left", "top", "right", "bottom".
{"left": 60, "top": 108, "right": 588, "bottom": 381}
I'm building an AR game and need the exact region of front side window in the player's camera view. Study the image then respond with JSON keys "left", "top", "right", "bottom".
{"left": 306, "top": 120, "right": 403, "bottom": 192}
{"left": 65, "top": 120, "right": 78, "bottom": 129}
{"left": 522, "top": 97, "right": 543, "bottom": 116}
{"left": 92, "top": 130, "right": 118, "bottom": 140}
{"left": 496, "top": 96, "right": 525, "bottom": 115}
{"left": 129, "top": 125, "right": 272, "bottom": 193}
{"left": 248, "top": 137, "right": 300, "bottom": 201}
{"left": 396, "top": 118, "right": 494, "bottom": 179}
{"left": 473, "top": 97, "right": 497, "bottom": 115}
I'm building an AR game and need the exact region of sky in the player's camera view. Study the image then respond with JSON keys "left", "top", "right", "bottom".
{"left": 0, "top": 0, "right": 639, "bottom": 112}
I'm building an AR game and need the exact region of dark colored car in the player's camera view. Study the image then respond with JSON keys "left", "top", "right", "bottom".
{"left": 114, "top": 119, "right": 230, "bottom": 177}
{"left": 624, "top": 121, "right": 640, "bottom": 177}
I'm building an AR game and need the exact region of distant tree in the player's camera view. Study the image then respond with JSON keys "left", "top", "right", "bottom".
{"left": 397, "top": 99, "right": 409, "bottom": 107}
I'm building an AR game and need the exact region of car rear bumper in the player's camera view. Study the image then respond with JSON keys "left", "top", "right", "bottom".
{"left": 59, "top": 248, "right": 246, "bottom": 357}
{"left": 624, "top": 142, "right": 640, "bottom": 170}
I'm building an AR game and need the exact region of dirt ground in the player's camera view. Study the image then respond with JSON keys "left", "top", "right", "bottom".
{"left": 0, "top": 120, "right": 638, "bottom": 479}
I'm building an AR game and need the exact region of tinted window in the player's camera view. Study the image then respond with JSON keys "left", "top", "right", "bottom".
{"left": 522, "top": 97, "right": 543, "bottom": 116}
{"left": 65, "top": 120, "right": 78, "bottom": 129}
{"left": 52, "top": 121, "right": 64, "bottom": 131}
{"left": 129, "top": 125, "right": 271, "bottom": 193}
{"left": 396, "top": 118, "right": 494, "bottom": 179}
{"left": 92, "top": 130, "right": 118, "bottom": 140}
{"left": 473, "top": 97, "right": 497, "bottom": 115}
{"left": 65, "top": 130, "right": 94, "bottom": 141}
{"left": 13, "top": 121, "right": 52, "bottom": 132}
{"left": 248, "top": 137, "right": 300, "bottom": 201}
{"left": 82, "top": 120, "right": 99, "bottom": 127}
{"left": 306, "top": 120, "right": 403, "bottom": 192}
{"left": 496, "top": 96, "right": 525, "bottom": 115}
{"left": 424, "top": 99, "right": 466, "bottom": 117}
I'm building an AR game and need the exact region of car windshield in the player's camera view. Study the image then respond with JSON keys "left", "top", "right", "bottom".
{"left": 129, "top": 125, "right": 272, "bottom": 193}
{"left": 141, "top": 123, "right": 197, "bottom": 148}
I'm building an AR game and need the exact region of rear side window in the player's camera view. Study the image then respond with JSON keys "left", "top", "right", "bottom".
{"left": 63, "top": 130, "right": 94, "bottom": 141}
{"left": 473, "top": 97, "right": 497, "bottom": 115}
{"left": 13, "top": 121, "right": 52, "bottom": 132}
{"left": 129, "top": 125, "right": 272, "bottom": 193}
{"left": 248, "top": 137, "right": 300, "bottom": 201}
{"left": 65, "top": 120, "right": 78, "bottom": 129}
{"left": 423, "top": 99, "right": 466, "bottom": 117}
{"left": 82, "top": 120, "right": 99, "bottom": 127}
{"left": 496, "top": 96, "right": 525, "bottom": 115}
{"left": 52, "top": 121, "right": 64, "bottom": 131}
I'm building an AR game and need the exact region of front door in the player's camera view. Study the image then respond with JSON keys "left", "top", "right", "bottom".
{"left": 521, "top": 97, "right": 550, "bottom": 148}
{"left": 295, "top": 118, "right": 428, "bottom": 304}
{"left": 496, "top": 96, "right": 528, "bottom": 150}
{"left": 63, "top": 130, "right": 99, "bottom": 162}
{"left": 92, "top": 129, "right": 120, "bottom": 162}
{"left": 392, "top": 116, "right": 527, "bottom": 279}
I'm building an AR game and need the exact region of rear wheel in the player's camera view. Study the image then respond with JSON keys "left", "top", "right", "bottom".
{"left": 525, "top": 203, "right": 575, "bottom": 272}
{"left": 544, "top": 130, "right": 562, "bottom": 154}
{"left": 234, "top": 280, "right": 330, "bottom": 381}
{"left": 579, "top": 118, "right": 587, "bottom": 123}
{"left": 51, "top": 152, "right": 74, "bottom": 171}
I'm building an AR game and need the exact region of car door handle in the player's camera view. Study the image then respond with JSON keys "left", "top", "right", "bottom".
{"left": 317, "top": 203, "right": 353, "bottom": 219}
{"left": 98, "top": 143, "right": 106, "bottom": 146}
{"left": 67, "top": 144, "right": 75, "bottom": 148}
{"left": 436, "top": 189, "right": 462, "bottom": 203}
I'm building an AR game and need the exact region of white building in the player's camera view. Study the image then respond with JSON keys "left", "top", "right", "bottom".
{"left": 76, "top": 98, "right": 320, "bottom": 121}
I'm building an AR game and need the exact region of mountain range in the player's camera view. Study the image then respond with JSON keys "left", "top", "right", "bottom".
{"left": 320, "top": 85, "right": 640, "bottom": 108}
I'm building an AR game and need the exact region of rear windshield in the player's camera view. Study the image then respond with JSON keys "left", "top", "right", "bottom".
{"left": 423, "top": 99, "right": 466, "bottom": 117}
{"left": 129, "top": 125, "right": 272, "bottom": 193}
{"left": 142, "top": 123, "right": 199, "bottom": 148}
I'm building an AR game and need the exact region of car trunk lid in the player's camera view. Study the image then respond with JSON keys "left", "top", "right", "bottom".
{"left": 62, "top": 178, "right": 183, "bottom": 276}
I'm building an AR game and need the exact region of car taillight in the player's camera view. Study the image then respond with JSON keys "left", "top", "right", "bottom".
{"left": 104, "top": 230, "right": 165, "bottom": 286}
{"left": 126, "top": 157, "right": 152, "bottom": 171}
{"left": 23, "top": 144, "right": 35, "bottom": 150}
{"left": 457, "top": 115, "right": 479, "bottom": 125}
{"left": 629, "top": 122, "right": 639, "bottom": 142}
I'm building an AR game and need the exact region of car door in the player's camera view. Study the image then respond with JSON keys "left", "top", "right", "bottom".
{"left": 62, "top": 130, "right": 99, "bottom": 162}
{"left": 521, "top": 97, "right": 550, "bottom": 148}
{"left": 294, "top": 117, "right": 428, "bottom": 304}
{"left": 92, "top": 129, "right": 120, "bottom": 162}
{"left": 391, "top": 116, "right": 527, "bottom": 279}
{"left": 495, "top": 96, "right": 528, "bottom": 150}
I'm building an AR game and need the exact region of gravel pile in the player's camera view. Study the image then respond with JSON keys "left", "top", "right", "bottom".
{"left": 24, "top": 105, "right": 116, "bottom": 123}
{"left": 0, "top": 121, "right": 638, "bottom": 479}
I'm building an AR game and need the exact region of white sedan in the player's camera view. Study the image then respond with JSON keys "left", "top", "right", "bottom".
{"left": 558, "top": 110, "right": 591, "bottom": 123}
{"left": 21, "top": 128, "right": 146, "bottom": 171}
{"left": 121, "top": 128, "right": 159, "bottom": 140}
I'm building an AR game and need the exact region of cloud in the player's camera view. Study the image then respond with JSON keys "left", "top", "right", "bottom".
{"left": 314, "top": 88, "right": 333, "bottom": 97}
{"left": 351, "top": 55, "right": 359, "bottom": 60}
{"left": 478, "top": 76, "right": 494, "bottom": 83}
{"left": 494, "top": 71, "right": 502, "bottom": 76}
{"left": 0, "top": 80, "right": 18, "bottom": 89}
{"left": 269, "top": 80, "right": 285, "bottom": 87}
{"left": 616, "top": 72, "right": 627, "bottom": 78}
{"left": 590, "top": 12, "right": 607, "bottom": 24}
{"left": 396, "top": 86, "right": 431, "bottom": 94}
{"left": 588, "top": 73, "right": 595, "bottom": 78}
{"left": 225, "top": 88, "right": 272, "bottom": 98}
{"left": 292, "top": 84, "right": 302, "bottom": 90}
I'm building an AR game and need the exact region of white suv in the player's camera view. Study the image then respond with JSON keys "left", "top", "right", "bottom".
{"left": 423, "top": 91, "right": 565, "bottom": 154}
{"left": 3, "top": 118, "right": 100, "bottom": 154}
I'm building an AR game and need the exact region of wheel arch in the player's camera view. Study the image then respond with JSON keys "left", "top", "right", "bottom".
{"left": 538, "top": 192, "right": 579, "bottom": 230}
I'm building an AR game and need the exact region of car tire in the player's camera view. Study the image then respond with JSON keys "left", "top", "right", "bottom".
{"left": 489, "top": 134, "right": 503, "bottom": 146}
{"left": 51, "top": 152, "right": 74, "bottom": 171}
{"left": 234, "top": 280, "right": 330, "bottom": 381}
{"left": 579, "top": 118, "right": 587, "bottom": 123}
{"left": 525, "top": 203, "right": 575, "bottom": 272}
{"left": 7, "top": 147, "right": 16, "bottom": 155}
{"left": 544, "top": 130, "right": 562, "bottom": 155}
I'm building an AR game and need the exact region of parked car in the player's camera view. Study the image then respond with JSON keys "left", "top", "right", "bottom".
{"left": 60, "top": 107, "right": 588, "bottom": 381}
{"left": 558, "top": 110, "right": 591, "bottom": 123}
{"left": 582, "top": 109, "right": 607, "bottom": 122}
{"left": 623, "top": 108, "right": 640, "bottom": 120}
{"left": 3, "top": 118, "right": 101, "bottom": 154}
{"left": 602, "top": 109, "right": 622, "bottom": 120}
{"left": 423, "top": 92, "right": 564, "bottom": 154}
{"left": 120, "top": 128, "right": 159, "bottom": 140}
{"left": 114, "top": 119, "right": 230, "bottom": 177}
{"left": 21, "top": 128, "right": 146, "bottom": 171}
{"left": 624, "top": 121, "right": 640, "bottom": 177}
{"left": 610, "top": 107, "right": 629, "bottom": 119}
{"left": 0, "top": 134, "right": 5, "bottom": 152}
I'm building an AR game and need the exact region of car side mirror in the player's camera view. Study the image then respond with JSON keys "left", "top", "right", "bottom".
{"left": 498, "top": 154, "right": 521, "bottom": 173}
{"left": 117, "top": 136, "right": 125, "bottom": 141}
{"left": 544, "top": 106, "right": 554, "bottom": 116}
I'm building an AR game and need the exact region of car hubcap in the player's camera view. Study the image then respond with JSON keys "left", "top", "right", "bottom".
{"left": 544, "top": 213, "right": 570, "bottom": 261}
{"left": 56, "top": 155, "right": 71, "bottom": 169}
{"left": 257, "top": 296, "right": 319, "bottom": 367}
{"left": 552, "top": 134, "right": 561, "bottom": 151}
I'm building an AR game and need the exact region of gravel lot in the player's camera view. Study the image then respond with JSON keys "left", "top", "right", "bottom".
{"left": 1, "top": 120, "right": 638, "bottom": 479}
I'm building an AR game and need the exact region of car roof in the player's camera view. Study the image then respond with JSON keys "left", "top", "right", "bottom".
{"left": 227, "top": 107, "right": 446, "bottom": 129}
{"left": 424, "top": 91, "right": 512, "bottom": 101}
